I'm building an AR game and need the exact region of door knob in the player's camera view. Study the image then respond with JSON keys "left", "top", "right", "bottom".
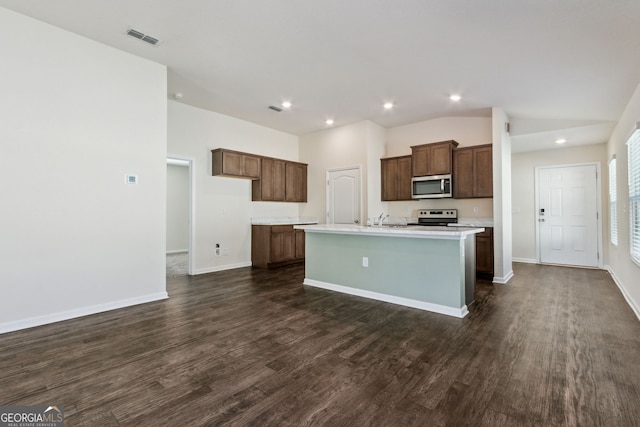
{"left": 354, "top": 219, "right": 359, "bottom": 224}
{"left": 539, "top": 218, "right": 545, "bottom": 222}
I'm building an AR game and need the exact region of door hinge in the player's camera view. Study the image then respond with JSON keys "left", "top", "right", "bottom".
{"left": 327, "top": 180, "right": 330, "bottom": 186}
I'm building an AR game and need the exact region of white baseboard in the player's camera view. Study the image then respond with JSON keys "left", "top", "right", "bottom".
{"left": 0, "top": 292, "right": 169, "bottom": 335}
{"left": 493, "top": 269, "right": 514, "bottom": 284}
{"left": 303, "top": 278, "right": 468, "bottom": 318}
{"left": 193, "top": 261, "right": 252, "bottom": 275}
{"left": 512, "top": 257, "right": 537, "bottom": 264}
{"left": 166, "top": 249, "right": 188, "bottom": 255}
{"left": 605, "top": 265, "right": 640, "bottom": 321}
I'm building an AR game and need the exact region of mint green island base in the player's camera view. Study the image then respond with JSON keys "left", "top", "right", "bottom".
{"left": 295, "top": 224, "right": 485, "bottom": 318}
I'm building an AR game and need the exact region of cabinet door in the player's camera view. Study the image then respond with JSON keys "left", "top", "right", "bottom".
{"left": 295, "top": 229, "right": 305, "bottom": 260}
{"left": 412, "top": 146, "right": 431, "bottom": 177}
{"left": 381, "top": 156, "right": 412, "bottom": 201}
{"left": 259, "top": 157, "right": 275, "bottom": 200}
{"left": 475, "top": 228, "right": 494, "bottom": 276}
{"left": 430, "top": 144, "right": 452, "bottom": 175}
{"left": 381, "top": 158, "right": 398, "bottom": 201}
{"left": 242, "top": 154, "right": 261, "bottom": 179}
{"left": 395, "top": 156, "right": 413, "bottom": 200}
{"left": 221, "top": 150, "right": 244, "bottom": 176}
{"left": 251, "top": 225, "right": 271, "bottom": 268}
{"left": 474, "top": 146, "right": 493, "bottom": 197}
{"left": 285, "top": 162, "right": 307, "bottom": 202}
{"left": 453, "top": 148, "right": 474, "bottom": 198}
{"left": 271, "top": 225, "right": 296, "bottom": 262}
{"left": 273, "top": 160, "right": 286, "bottom": 201}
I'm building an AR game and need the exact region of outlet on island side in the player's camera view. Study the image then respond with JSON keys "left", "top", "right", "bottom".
{"left": 362, "top": 256, "right": 369, "bottom": 267}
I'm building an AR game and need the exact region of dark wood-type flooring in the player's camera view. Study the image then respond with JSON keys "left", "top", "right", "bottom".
{"left": 1, "top": 263, "right": 640, "bottom": 426}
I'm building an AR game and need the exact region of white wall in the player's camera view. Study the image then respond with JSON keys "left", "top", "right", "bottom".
{"left": 512, "top": 144, "right": 607, "bottom": 263}
{"left": 299, "top": 120, "right": 385, "bottom": 223}
{"left": 366, "top": 121, "right": 387, "bottom": 219}
{"left": 606, "top": 82, "right": 640, "bottom": 319}
{"left": 0, "top": 8, "right": 168, "bottom": 333}
{"left": 383, "top": 116, "right": 494, "bottom": 219}
{"left": 166, "top": 164, "right": 190, "bottom": 252}
{"left": 386, "top": 116, "right": 493, "bottom": 152}
{"left": 167, "top": 101, "right": 300, "bottom": 274}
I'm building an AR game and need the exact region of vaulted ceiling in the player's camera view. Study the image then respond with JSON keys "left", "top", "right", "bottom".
{"left": 2, "top": 0, "right": 639, "bottom": 152}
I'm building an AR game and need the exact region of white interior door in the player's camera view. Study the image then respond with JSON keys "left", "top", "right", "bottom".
{"left": 537, "top": 164, "right": 599, "bottom": 267}
{"left": 327, "top": 167, "right": 361, "bottom": 224}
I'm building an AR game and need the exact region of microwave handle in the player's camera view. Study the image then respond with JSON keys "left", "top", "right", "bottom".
{"left": 441, "top": 179, "right": 444, "bottom": 193}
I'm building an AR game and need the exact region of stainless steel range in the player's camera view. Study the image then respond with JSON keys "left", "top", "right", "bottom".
{"left": 411, "top": 209, "right": 457, "bottom": 226}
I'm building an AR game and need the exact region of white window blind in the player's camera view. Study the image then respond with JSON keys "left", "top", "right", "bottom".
{"left": 627, "top": 124, "right": 640, "bottom": 264}
{"left": 609, "top": 157, "right": 617, "bottom": 245}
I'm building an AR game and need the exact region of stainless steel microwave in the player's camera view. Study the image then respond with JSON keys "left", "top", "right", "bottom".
{"left": 411, "top": 174, "right": 452, "bottom": 199}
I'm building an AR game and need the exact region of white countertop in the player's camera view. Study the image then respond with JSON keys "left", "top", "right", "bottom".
{"left": 295, "top": 223, "right": 484, "bottom": 240}
{"left": 251, "top": 217, "right": 319, "bottom": 225}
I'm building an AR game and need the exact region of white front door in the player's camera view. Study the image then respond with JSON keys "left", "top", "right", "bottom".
{"left": 537, "top": 164, "right": 599, "bottom": 267}
{"left": 327, "top": 167, "right": 361, "bottom": 224}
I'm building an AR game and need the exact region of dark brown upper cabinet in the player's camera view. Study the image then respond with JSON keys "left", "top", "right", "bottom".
{"left": 411, "top": 140, "right": 458, "bottom": 177}
{"left": 252, "top": 158, "right": 307, "bottom": 203}
{"left": 253, "top": 157, "right": 286, "bottom": 201}
{"left": 453, "top": 144, "right": 493, "bottom": 198}
{"left": 381, "top": 155, "right": 413, "bottom": 201}
{"left": 212, "top": 148, "right": 261, "bottom": 179}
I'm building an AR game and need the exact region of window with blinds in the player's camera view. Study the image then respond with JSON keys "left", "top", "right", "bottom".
{"left": 609, "top": 157, "right": 617, "bottom": 245}
{"left": 627, "top": 124, "right": 640, "bottom": 264}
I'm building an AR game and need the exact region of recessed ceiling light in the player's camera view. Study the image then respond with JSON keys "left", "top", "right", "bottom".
{"left": 325, "top": 119, "right": 334, "bottom": 126}
{"left": 555, "top": 138, "right": 567, "bottom": 144}
{"left": 449, "top": 94, "right": 462, "bottom": 101}
{"left": 282, "top": 101, "right": 292, "bottom": 109}
{"left": 383, "top": 102, "right": 394, "bottom": 110}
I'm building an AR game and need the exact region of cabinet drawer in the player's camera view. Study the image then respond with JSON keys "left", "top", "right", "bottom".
{"left": 271, "top": 225, "right": 294, "bottom": 234}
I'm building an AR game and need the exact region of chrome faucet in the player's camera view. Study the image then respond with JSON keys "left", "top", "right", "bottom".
{"left": 378, "top": 212, "right": 389, "bottom": 225}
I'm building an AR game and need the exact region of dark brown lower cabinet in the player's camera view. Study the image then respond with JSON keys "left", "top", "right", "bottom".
{"left": 251, "top": 225, "right": 305, "bottom": 268}
{"left": 476, "top": 227, "right": 494, "bottom": 277}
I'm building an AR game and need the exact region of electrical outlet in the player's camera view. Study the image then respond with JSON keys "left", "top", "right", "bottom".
{"left": 215, "top": 243, "right": 221, "bottom": 256}
{"left": 362, "top": 257, "right": 369, "bottom": 267}
{"left": 473, "top": 207, "right": 479, "bottom": 214}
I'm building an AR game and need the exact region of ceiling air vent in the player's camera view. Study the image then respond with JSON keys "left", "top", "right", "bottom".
{"left": 126, "top": 28, "right": 161, "bottom": 46}
{"left": 268, "top": 105, "right": 283, "bottom": 112}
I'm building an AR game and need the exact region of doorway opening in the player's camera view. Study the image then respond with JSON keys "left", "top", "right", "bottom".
{"left": 167, "top": 157, "right": 194, "bottom": 276}
{"left": 535, "top": 162, "right": 602, "bottom": 268}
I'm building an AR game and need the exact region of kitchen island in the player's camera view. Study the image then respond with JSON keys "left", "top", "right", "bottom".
{"left": 294, "top": 224, "right": 484, "bottom": 318}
